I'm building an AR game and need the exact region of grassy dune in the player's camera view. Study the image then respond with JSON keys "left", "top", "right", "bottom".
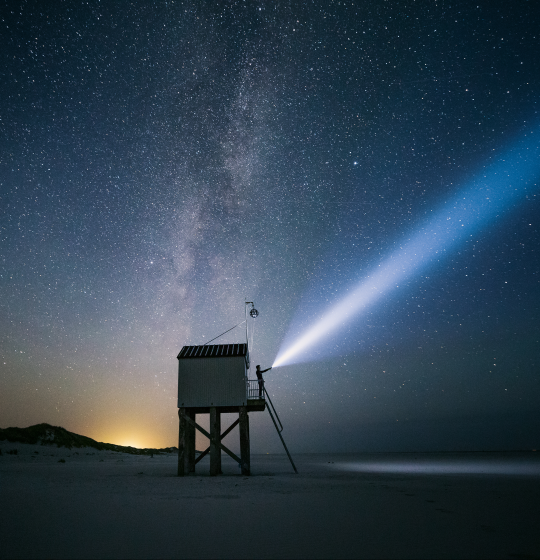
{"left": 0, "top": 423, "right": 176, "bottom": 455}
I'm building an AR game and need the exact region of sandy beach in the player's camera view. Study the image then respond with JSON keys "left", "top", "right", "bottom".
{"left": 1, "top": 442, "right": 539, "bottom": 559}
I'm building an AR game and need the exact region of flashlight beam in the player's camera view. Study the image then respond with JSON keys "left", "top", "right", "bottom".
{"left": 273, "top": 129, "right": 540, "bottom": 368}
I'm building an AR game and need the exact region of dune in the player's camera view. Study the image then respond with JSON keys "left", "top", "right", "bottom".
{"left": 0, "top": 423, "right": 177, "bottom": 455}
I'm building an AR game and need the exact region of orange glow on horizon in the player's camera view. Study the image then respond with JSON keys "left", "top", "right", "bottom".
{"left": 88, "top": 424, "right": 175, "bottom": 450}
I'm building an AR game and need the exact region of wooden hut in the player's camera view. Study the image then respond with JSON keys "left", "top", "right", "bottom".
{"left": 177, "top": 343, "right": 265, "bottom": 476}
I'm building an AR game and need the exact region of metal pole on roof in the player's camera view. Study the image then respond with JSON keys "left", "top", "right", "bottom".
{"left": 245, "top": 301, "right": 253, "bottom": 350}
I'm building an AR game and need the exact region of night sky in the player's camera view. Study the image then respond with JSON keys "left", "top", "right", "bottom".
{"left": 1, "top": 0, "right": 539, "bottom": 452}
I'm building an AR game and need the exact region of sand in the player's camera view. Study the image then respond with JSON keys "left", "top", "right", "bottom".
{"left": 1, "top": 442, "right": 539, "bottom": 559}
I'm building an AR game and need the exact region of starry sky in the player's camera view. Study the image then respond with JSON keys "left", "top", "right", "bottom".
{"left": 1, "top": 0, "right": 539, "bottom": 452}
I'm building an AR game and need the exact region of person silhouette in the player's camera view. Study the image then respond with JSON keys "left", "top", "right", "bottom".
{"left": 255, "top": 365, "right": 271, "bottom": 398}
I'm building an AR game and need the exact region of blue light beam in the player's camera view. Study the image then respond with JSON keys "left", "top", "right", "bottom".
{"left": 273, "top": 128, "right": 540, "bottom": 368}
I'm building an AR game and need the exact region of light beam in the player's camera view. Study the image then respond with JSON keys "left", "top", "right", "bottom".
{"left": 273, "top": 128, "right": 540, "bottom": 368}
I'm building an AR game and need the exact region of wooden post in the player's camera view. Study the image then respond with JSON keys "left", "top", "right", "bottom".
{"left": 185, "top": 409, "right": 196, "bottom": 474}
{"left": 239, "top": 406, "right": 250, "bottom": 475}
{"left": 210, "top": 407, "right": 221, "bottom": 476}
{"left": 189, "top": 410, "right": 196, "bottom": 473}
{"left": 177, "top": 407, "right": 186, "bottom": 477}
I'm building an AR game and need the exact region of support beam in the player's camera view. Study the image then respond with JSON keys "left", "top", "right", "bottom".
{"left": 194, "top": 446, "right": 209, "bottom": 465}
{"left": 220, "top": 417, "right": 240, "bottom": 443}
{"left": 239, "top": 406, "right": 250, "bottom": 475}
{"left": 195, "top": 418, "right": 240, "bottom": 465}
{"left": 180, "top": 411, "right": 242, "bottom": 465}
{"left": 209, "top": 407, "right": 221, "bottom": 476}
{"left": 177, "top": 407, "right": 186, "bottom": 477}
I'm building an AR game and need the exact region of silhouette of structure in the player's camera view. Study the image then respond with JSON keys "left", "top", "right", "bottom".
{"left": 176, "top": 343, "right": 265, "bottom": 476}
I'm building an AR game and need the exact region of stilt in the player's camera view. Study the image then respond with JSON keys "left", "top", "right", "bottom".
{"left": 177, "top": 407, "right": 186, "bottom": 477}
{"left": 239, "top": 406, "right": 250, "bottom": 475}
{"left": 210, "top": 407, "right": 221, "bottom": 476}
{"left": 185, "top": 409, "right": 196, "bottom": 473}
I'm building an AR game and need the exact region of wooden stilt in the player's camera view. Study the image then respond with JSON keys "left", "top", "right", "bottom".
{"left": 181, "top": 412, "right": 242, "bottom": 465}
{"left": 185, "top": 409, "right": 196, "bottom": 474}
{"left": 189, "top": 410, "right": 196, "bottom": 472}
{"left": 239, "top": 406, "right": 250, "bottom": 475}
{"left": 210, "top": 407, "right": 221, "bottom": 476}
{"left": 177, "top": 407, "right": 186, "bottom": 477}
{"left": 179, "top": 406, "right": 259, "bottom": 476}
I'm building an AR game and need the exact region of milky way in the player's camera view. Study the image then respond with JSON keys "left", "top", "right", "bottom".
{"left": 1, "top": 1, "right": 539, "bottom": 451}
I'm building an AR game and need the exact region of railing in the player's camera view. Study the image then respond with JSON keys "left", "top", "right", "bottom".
{"left": 247, "top": 379, "right": 265, "bottom": 400}
{"left": 246, "top": 379, "right": 298, "bottom": 473}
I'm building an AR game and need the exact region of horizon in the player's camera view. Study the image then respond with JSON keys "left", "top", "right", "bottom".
{"left": 2, "top": 421, "right": 539, "bottom": 455}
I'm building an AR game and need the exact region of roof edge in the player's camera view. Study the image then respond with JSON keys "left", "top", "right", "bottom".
{"left": 177, "top": 343, "right": 248, "bottom": 360}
